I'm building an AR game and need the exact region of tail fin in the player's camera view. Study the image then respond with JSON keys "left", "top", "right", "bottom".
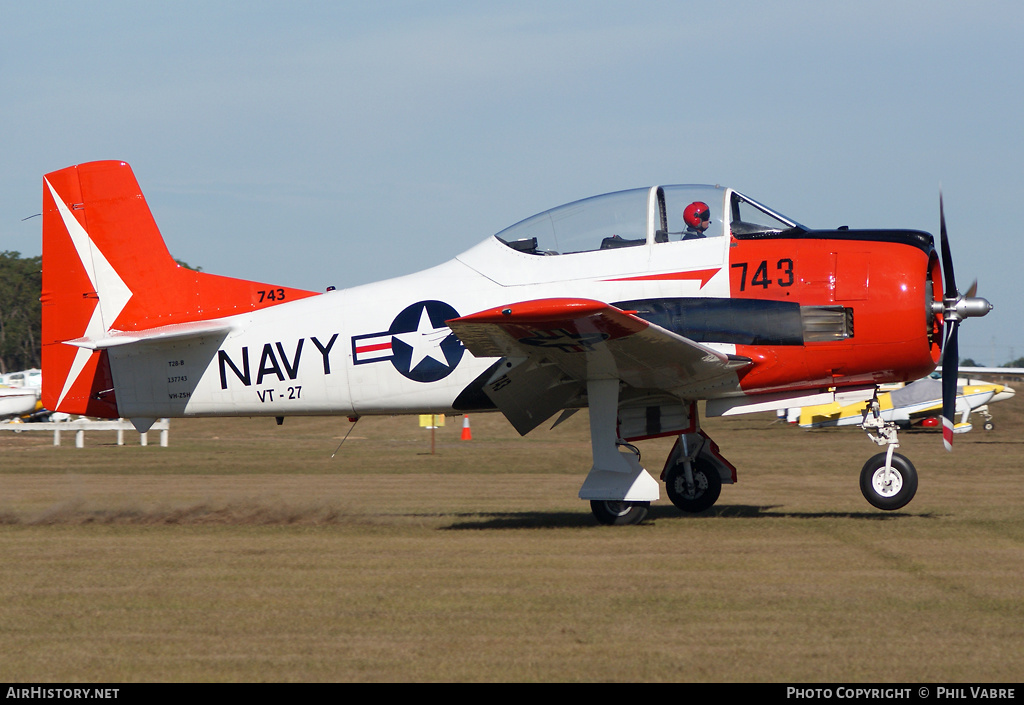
{"left": 42, "top": 160, "right": 317, "bottom": 416}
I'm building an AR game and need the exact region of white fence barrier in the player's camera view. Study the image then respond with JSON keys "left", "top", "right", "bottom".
{"left": 0, "top": 418, "right": 170, "bottom": 447}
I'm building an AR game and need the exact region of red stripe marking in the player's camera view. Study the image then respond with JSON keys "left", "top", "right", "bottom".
{"left": 602, "top": 268, "right": 720, "bottom": 287}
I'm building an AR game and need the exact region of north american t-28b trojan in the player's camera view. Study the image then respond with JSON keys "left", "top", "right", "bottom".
{"left": 41, "top": 161, "right": 992, "bottom": 524}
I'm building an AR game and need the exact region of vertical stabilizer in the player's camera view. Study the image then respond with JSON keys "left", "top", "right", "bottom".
{"left": 41, "top": 160, "right": 316, "bottom": 416}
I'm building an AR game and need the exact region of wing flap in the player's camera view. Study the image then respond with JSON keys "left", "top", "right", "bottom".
{"left": 481, "top": 357, "right": 584, "bottom": 435}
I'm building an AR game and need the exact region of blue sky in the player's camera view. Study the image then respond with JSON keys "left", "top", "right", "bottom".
{"left": 2, "top": 1, "right": 1022, "bottom": 364}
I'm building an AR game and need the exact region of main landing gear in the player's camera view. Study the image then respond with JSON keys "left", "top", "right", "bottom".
{"left": 590, "top": 499, "right": 651, "bottom": 526}
{"left": 586, "top": 429, "right": 734, "bottom": 526}
{"left": 582, "top": 383, "right": 733, "bottom": 526}
{"left": 662, "top": 432, "right": 727, "bottom": 514}
{"left": 587, "top": 435, "right": 731, "bottom": 526}
{"left": 580, "top": 380, "right": 662, "bottom": 526}
{"left": 859, "top": 396, "right": 919, "bottom": 510}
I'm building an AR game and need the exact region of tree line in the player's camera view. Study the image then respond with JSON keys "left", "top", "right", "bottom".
{"left": 962, "top": 357, "right": 1024, "bottom": 369}
{"left": 0, "top": 251, "right": 41, "bottom": 374}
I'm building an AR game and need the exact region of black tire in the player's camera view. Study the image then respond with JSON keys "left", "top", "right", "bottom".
{"left": 665, "top": 459, "right": 722, "bottom": 513}
{"left": 590, "top": 500, "right": 650, "bottom": 526}
{"left": 984, "top": 421, "right": 995, "bottom": 431}
{"left": 859, "top": 452, "right": 918, "bottom": 510}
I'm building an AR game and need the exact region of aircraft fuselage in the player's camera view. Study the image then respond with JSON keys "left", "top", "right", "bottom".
{"left": 103, "top": 225, "right": 940, "bottom": 422}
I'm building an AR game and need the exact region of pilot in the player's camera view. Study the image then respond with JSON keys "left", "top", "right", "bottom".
{"left": 683, "top": 201, "right": 711, "bottom": 239}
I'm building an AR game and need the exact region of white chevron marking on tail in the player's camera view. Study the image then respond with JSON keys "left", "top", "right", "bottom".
{"left": 45, "top": 179, "right": 134, "bottom": 407}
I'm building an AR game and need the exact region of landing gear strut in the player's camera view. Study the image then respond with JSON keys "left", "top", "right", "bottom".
{"left": 580, "top": 379, "right": 660, "bottom": 526}
{"left": 860, "top": 395, "right": 918, "bottom": 510}
{"left": 980, "top": 407, "right": 995, "bottom": 431}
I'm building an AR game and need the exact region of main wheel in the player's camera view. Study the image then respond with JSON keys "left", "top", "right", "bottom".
{"left": 590, "top": 500, "right": 650, "bottom": 526}
{"left": 859, "top": 452, "right": 918, "bottom": 510}
{"left": 665, "top": 459, "right": 722, "bottom": 513}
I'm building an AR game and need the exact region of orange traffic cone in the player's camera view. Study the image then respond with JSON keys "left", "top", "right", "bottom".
{"left": 460, "top": 414, "right": 472, "bottom": 440}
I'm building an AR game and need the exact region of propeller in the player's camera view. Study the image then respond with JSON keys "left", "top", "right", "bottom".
{"left": 934, "top": 193, "right": 993, "bottom": 450}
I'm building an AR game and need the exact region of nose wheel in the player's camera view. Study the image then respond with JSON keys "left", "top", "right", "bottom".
{"left": 860, "top": 452, "right": 918, "bottom": 510}
{"left": 859, "top": 393, "right": 919, "bottom": 510}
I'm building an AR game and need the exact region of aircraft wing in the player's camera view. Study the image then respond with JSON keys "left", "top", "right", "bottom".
{"left": 447, "top": 298, "right": 750, "bottom": 433}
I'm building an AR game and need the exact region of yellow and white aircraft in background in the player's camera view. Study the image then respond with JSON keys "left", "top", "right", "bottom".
{"left": 795, "top": 374, "right": 1015, "bottom": 433}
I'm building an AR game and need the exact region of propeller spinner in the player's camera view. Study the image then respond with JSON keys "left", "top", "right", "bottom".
{"left": 932, "top": 193, "right": 993, "bottom": 450}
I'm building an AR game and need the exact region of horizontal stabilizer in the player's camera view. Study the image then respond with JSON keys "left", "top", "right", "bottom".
{"left": 64, "top": 318, "right": 236, "bottom": 350}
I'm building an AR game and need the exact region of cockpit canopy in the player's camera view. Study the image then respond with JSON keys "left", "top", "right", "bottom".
{"left": 494, "top": 185, "right": 805, "bottom": 255}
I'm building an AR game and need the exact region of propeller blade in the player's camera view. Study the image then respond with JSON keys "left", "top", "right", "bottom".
{"left": 934, "top": 193, "right": 991, "bottom": 452}
{"left": 939, "top": 192, "right": 958, "bottom": 299}
{"left": 941, "top": 320, "right": 959, "bottom": 452}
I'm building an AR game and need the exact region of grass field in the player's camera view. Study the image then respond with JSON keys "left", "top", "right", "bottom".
{"left": 1, "top": 393, "right": 1022, "bottom": 682}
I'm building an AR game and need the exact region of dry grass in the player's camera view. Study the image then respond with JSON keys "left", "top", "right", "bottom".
{"left": 1, "top": 398, "right": 1023, "bottom": 682}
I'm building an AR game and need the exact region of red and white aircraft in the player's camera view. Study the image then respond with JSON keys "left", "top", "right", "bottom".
{"left": 40, "top": 161, "right": 992, "bottom": 524}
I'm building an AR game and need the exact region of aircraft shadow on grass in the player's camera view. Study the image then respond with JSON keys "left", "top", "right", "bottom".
{"left": 444, "top": 505, "right": 934, "bottom": 529}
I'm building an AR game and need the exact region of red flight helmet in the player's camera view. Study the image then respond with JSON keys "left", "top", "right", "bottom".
{"left": 683, "top": 201, "right": 711, "bottom": 228}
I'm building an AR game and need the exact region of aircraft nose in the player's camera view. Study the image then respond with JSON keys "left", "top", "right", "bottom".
{"left": 991, "top": 385, "right": 1015, "bottom": 403}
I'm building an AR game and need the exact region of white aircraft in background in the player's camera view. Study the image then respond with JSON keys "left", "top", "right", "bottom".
{"left": 941, "top": 365, "right": 1024, "bottom": 378}
{"left": 39, "top": 161, "right": 991, "bottom": 523}
{"left": 0, "top": 368, "right": 43, "bottom": 420}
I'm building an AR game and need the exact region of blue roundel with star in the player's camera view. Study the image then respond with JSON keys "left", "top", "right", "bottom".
{"left": 387, "top": 300, "right": 464, "bottom": 382}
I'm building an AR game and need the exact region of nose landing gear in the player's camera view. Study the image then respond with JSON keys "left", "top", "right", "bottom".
{"left": 859, "top": 395, "right": 919, "bottom": 510}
